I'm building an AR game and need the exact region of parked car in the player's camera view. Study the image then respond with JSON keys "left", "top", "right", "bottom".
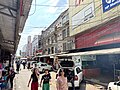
{"left": 108, "top": 81, "right": 120, "bottom": 90}
{"left": 27, "top": 61, "right": 37, "bottom": 69}
{"left": 36, "top": 62, "right": 53, "bottom": 72}
{"left": 56, "top": 60, "right": 83, "bottom": 88}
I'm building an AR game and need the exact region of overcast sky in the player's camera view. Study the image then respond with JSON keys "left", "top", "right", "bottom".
{"left": 16, "top": 0, "right": 68, "bottom": 56}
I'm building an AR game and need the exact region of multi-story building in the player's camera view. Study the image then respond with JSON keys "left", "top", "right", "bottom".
{"left": 69, "top": 0, "right": 120, "bottom": 49}
{"left": 26, "top": 36, "right": 32, "bottom": 56}
{"left": 69, "top": 0, "right": 120, "bottom": 82}
{"left": 57, "top": 9, "right": 75, "bottom": 53}
{"left": 42, "top": 9, "right": 75, "bottom": 55}
{"left": 21, "top": 44, "right": 27, "bottom": 57}
{"left": 42, "top": 22, "right": 57, "bottom": 54}
{"left": 32, "top": 35, "right": 42, "bottom": 56}
{"left": 38, "top": 35, "right": 43, "bottom": 55}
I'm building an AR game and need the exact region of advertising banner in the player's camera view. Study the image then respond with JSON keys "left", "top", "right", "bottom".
{"left": 102, "top": 0, "right": 120, "bottom": 13}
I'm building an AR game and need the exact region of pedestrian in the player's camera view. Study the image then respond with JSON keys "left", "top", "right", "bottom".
{"left": 16, "top": 61, "right": 20, "bottom": 73}
{"left": 40, "top": 69, "right": 51, "bottom": 90}
{"left": 27, "top": 62, "right": 30, "bottom": 70}
{"left": 7, "top": 67, "right": 16, "bottom": 90}
{"left": 56, "top": 69, "right": 68, "bottom": 90}
{"left": 0, "top": 70, "right": 8, "bottom": 90}
{"left": 28, "top": 68, "right": 39, "bottom": 90}
{"left": 67, "top": 70, "right": 75, "bottom": 90}
{"left": 22, "top": 60, "right": 26, "bottom": 69}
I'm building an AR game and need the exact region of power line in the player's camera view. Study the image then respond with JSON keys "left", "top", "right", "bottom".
{"left": 24, "top": 12, "right": 119, "bottom": 32}
{"left": 36, "top": 3, "right": 102, "bottom": 29}
{"left": 29, "top": 0, "right": 37, "bottom": 16}
{"left": 31, "top": 0, "right": 100, "bottom": 7}
{"left": 24, "top": 3, "right": 118, "bottom": 29}
{"left": 24, "top": 10, "right": 120, "bottom": 29}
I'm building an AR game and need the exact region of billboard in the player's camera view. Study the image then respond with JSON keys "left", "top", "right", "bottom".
{"left": 72, "top": 2, "right": 95, "bottom": 30}
{"left": 102, "top": 0, "right": 120, "bottom": 13}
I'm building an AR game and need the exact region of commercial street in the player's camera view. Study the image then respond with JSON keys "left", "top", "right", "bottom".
{"left": 0, "top": 0, "right": 120, "bottom": 90}
{"left": 13, "top": 67, "right": 106, "bottom": 90}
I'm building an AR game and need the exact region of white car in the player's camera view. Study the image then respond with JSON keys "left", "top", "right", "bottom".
{"left": 37, "top": 62, "right": 53, "bottom": 72}
{"left": 56, "top": 60, "right": 83, "bottom": 88}
{"left": 108, "top": 81, "right": 120, "bottom": 90}
{"left": 28, "top": 61, "right": 37, "bottom": 69}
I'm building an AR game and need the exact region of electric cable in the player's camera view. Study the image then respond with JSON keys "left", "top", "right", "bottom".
{"left": 29, "top": 0, "right": 37, "bottom": 16}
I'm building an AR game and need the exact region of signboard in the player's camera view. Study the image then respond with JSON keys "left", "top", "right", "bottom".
{"left": 72, "top": 55, "right": 82, "bottom": 66}
{"left": 102, "top": 0, "right": 120, "bottom": 13}
{"left": 72, "top": 2, "right": 95, "bottom": 29}
{"left": 81, "top": 55, "right": 96, "bottom": 61}
{"left": 75, "top": 0, "right": 84, "bottom": 6}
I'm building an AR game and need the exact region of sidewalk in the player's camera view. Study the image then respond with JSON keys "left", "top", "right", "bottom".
{"left": 13, "top": 67, "right": 56, "bottom": 90}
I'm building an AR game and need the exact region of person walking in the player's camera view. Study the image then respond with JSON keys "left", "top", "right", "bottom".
{"left": 40, "top": 69, "right": 51, "bottom": 90}
{"left": 27, "top": 62, "right": 30, "bottom": 70}
{"left": 16, "top": 61, "right": 20, "bottom": 73}
{"left": 28, "top": 68, "right": 39, "bottom": 90}
{"left": 22, "top": 60, "right": 26, "bottom": 69}
{"left": 67, "top": 70, "right": 75, "bottom": 90}
{"left": 7, "top": 67, "right": 16, "bottom": 90}
{"left": 56, "top": 69, "right": 68, "bottom": 90}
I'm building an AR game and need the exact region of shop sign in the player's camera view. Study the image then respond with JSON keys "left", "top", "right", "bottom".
{"left": 81, "top": 55, "right": 96, "bottom": 61}
{"left": 102, "top": 0, "right": 120, "bottom": 12}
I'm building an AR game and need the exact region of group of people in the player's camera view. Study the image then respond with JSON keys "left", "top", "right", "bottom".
{"left": 0, "top": 67, "right": 16, "bottom": 90}
{"left": 15, "top": 60, "right": 27, "bottom": 73}
{"left": 28, "top": 68, "right": 51, "bottom": 90}
{"left": 28, "top": 68, "right": 69, "bottom": 90}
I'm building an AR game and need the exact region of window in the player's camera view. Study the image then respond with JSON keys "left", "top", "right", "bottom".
{"left": 76, "top": 67, "right": 81, "bottom": 74}
{"left": 48, "top": 48, "right": 50, "bottom": 54}
{"left": 41, "top": 64, "right": 47, "bottom": 66}
{"left": 63, "top": 43, "right": 67, "bottom": 52}
{"left": 67, "top": 42, "right": 72, "bottom": 50}
{"left": 48, "top": 38, "right": 50, "bottom": 44}
{"left": 62, "top": 29, "right": 66, "bottom": 39}
{"left": 67, "top": 27, "right": 69, "bottom": 37}
{"left": 84, "top": 7, "right": 94, "bottom": 21}
{"left": 51, "top": 47, "right": 54, "bottom": 54}
{"left": 38, "top": 40, "right": 42, "bottom": 48}
{"left": 51, "top": 36, "right": 54, "bottom": 43}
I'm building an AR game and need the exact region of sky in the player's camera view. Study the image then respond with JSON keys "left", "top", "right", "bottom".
{"left": 16, "top": 0, "right": 68, "bottom": 56}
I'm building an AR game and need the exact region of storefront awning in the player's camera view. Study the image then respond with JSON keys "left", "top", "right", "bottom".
{"left": 57, "top": 48, "right": 120, "bottom": 56}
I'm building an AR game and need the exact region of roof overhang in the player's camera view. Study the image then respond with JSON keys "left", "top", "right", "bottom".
{"left": 57, "top": 48, "right": 120, "bottom": 56}
{"left": 0, "top": 0, "right": 32, "bottom": 54}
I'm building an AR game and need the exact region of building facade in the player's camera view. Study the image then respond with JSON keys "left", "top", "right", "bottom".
{"left": 21, "top": 44, "right": 27, "bottom": 57}
{"left": 32, "top": 35, "right": 42, "bottom": 56}
{"left": 68, "top": 0, "right": 120, "bottom": 82}
{"left": 57, "top": 9, "right": 75, "bottom": 53}
{"left": 42, "top": 9, "right": 75, "bottom": 55}
{"left": 26, "top": 36, "right": 32, "bottom": 56}
{"left": 42, "top": 22, "right": 57, "bottom": 54}
{"left": 69, "top": 0, "right": 120, "bottom": 49}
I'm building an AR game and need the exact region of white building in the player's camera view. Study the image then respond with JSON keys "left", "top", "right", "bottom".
{"left": 26, "top": 36, "right": 32, "bottom": 56}
{"left": 21, "top": 44, "right": 27, "bottom": 57}
{"left": 32, "top": 35, "right": 41, "bottom": 56}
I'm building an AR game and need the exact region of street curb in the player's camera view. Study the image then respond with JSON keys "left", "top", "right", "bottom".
{"left": 85, "top": 79, "right": 108, "bottom": 89}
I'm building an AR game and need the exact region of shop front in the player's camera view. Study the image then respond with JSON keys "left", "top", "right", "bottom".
{"left": 73, "top": 18, "right": 120, "bottom": 83}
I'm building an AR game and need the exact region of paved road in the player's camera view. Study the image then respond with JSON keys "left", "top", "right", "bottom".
{"left": 13, "top": 66, "right": 107, "bottom": 90}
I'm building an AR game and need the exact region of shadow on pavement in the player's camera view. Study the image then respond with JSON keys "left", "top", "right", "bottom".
{"left": 68, "top": 80, "right": 86, "bottom": 90}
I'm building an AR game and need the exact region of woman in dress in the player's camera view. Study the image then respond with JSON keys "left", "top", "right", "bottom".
{"left": 56, "top": 69, "right": 68, "bottom": 90}
{"left": 28, "top": 68, "right": 39, "bottom": 90}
